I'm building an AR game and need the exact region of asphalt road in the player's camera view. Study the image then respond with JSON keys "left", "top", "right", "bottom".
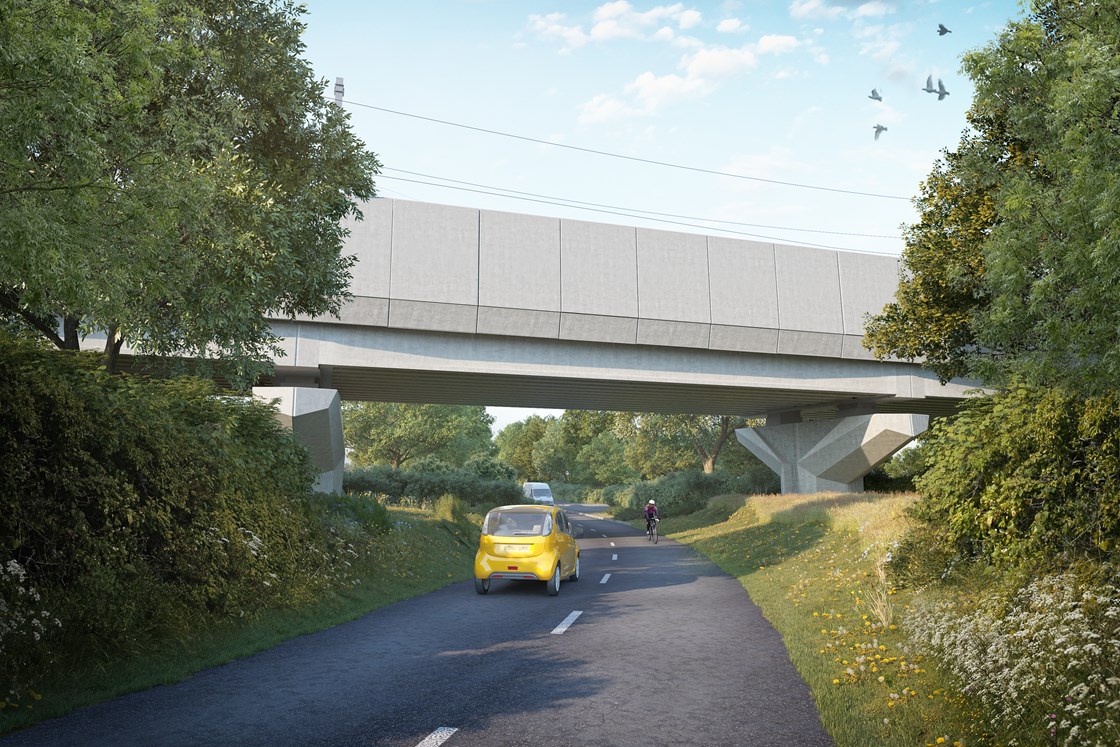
{"left": 1, "top": 505, "right": 832, "bottom": 747}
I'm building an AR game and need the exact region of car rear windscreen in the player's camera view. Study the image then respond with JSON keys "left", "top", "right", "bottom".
{"left": 484, "top": 511, "right": 553, "bottom": 536}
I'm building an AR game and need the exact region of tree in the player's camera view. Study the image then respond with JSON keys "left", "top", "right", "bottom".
{"left": 865, "top": 1, "right": 1120, "bottom": 397}
{"left": 615, "top": 413, "right": 751, "bottom": 477}
{"left": 576, "top": 431, "right": 639, "bottom": 486}
{"left": 863, "top": 146, "right": 995, "bottom": 384}
{"left": 0, "top": 0, "right": 380, "bottom": 388}
{"left": 343, "top": 403, "right": 492, "bottom": 469}
{"left": 531, "top": 418, "right": 583, "bottom": 483}
{"left": 495, "top": 415, "right": 551, "bottom": 481}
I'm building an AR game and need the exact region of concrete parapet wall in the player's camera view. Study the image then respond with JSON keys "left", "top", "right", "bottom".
{"left": 292, "top": 198, "right": 902, "bottom": 362}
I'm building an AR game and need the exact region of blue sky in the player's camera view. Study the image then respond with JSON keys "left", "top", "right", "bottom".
{"left": 300, "top": 0, "right": 1025, "bottom": 431}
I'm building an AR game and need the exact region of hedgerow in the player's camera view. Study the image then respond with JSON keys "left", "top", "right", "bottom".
{"left": 586, "top": 469, "right": 776, "bottom": 517}
{"left": 914, "top": 382, "right": 1120, "bottom": 565}
{"left": 343, "top": 464, "right": 522, "bottom": 507}
{"left": 0, "top": 333, "right": 388, "bottom": 707}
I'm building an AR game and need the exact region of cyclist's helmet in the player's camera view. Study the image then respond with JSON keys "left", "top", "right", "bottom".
{"left": 648, "top": 500, "right": 655, "bottom": 504}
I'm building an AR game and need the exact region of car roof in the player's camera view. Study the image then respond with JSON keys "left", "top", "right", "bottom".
{"left": 489, "top": 504, "right": 555, "bottom": 513}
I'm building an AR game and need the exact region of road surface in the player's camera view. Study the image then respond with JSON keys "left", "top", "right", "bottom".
{"left": 1, "top": 505, "right": 831, "bottom": 747}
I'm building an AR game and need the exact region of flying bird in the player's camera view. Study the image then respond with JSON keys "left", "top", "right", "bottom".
{"left": 873, "top": 124, "right": 888, "bottom": 141}
{"left": 922, "top": 75, "right": 937, "bottom": 94}
{"left": 938, "top": 24, "right": 952, "bottom": 35}
{"left": 869, "top": 88, "right": 882, "bottom": 101}
{"left": 937, "top": 79, "right": 950, "bottom": 100}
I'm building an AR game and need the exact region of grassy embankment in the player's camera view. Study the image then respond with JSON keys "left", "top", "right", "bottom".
{"left": 649, "top": 492, "right": 987, "bottom": 747}
{"left": 0, "top": 504, "right": 480, "bottom": 735}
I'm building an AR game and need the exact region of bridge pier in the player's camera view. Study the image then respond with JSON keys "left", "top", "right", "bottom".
{"left": 252, "top": 387, "right": 344, "bottom": 495}
{"left": 736, "top": 414, "right": 928, "bottom": 494}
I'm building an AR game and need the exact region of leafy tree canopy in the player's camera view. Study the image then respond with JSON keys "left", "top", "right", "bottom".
{"left": 343, "top": 403, "right": 493, "bottom": 470}
{"left": 0, "top": 0, "right": 380, "bottom": 388}
{"left": 865, "top": 0, "right": 1120, "bottom": 397}
{"left": 495, "top": 415, "right": 552, "bottom": 481}
{"left": 615, "top": 413, "right": 754, "bottom": 477}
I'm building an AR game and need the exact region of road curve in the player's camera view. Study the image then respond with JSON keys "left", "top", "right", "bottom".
{"left": 1, "top": 505, "right": 832, "bottom": 747}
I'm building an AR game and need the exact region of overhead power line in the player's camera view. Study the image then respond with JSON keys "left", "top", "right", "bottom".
{"left": 341, "top": 99, "right": 911, "bottom": 202}
{"left": 382, "top": 168, "right": 903, "bottom": 240}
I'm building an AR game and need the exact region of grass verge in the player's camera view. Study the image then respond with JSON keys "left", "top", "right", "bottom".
{"left": 661, "top": 492, "right": 988, "bottom": 747}
{"left": 1, "top": 506, "right": 478, "bottom": 735}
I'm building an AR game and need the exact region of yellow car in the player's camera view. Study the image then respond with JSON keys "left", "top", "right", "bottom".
{"left": 474, "top": 504, "right": 581, "bottom": 596}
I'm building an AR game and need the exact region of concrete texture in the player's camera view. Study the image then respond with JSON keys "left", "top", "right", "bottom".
{"left": 252, "top": 387, "right": 344, "bottom": 494}
{"left": 322, "top": 198, "right": 907, "bottom": 359}
{"left": 736, "top": 413, "right": 929, "bottom": 493}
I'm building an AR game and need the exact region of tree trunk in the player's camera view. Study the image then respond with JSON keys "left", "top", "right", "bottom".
{"left": 702, "top": 457, "right": 716, "bottom": 474}
{"left": 103, "top": 324, "right": 125, "bottom": 373}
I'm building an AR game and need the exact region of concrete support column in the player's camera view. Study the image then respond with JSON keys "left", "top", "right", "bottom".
{"left": 735, "top": 414, "right": 928, "bottom": 494}
{"left": 252, "top": 386, "right": 344, "bottom": 495}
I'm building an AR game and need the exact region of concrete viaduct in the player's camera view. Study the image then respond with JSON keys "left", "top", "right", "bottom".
{"left": 251, "top": 198, "right": 981, "bottom": 495}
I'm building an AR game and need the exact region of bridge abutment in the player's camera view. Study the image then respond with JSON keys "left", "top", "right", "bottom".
{"left": 252, "top": 386, "right": 344, "bottom": 495}
{"left": 736, "top": 414, "right": 928, "bottom": 494}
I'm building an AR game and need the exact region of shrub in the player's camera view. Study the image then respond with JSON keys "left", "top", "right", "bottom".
{"left": 463, "top": 455, "right": 516, "bottom": 482}
{"left": 906, "top": 572, "right": 1120, "bottom": 746}
{"left": 0, "top": 333, "right": 363, "bottom": 696}
{"left": 588, "top": 470, "right": 767, "bottom": 517}
{"left": 343, "top": 465, "right": 522, "bottom": 507}
{"left": 915, "top": 383, "right": 1120, "bottom": 564}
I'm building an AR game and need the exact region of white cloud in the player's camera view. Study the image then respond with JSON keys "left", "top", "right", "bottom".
{"left": 717, "top": 18, "right": 745, "bottom": 33}
{"left": 757, "top": 34, "right": 801, "bottom": 54}
{"left": 682, "top": 46, "right": 757, "bottom": 78}
{"left": 577, "top": 93, "right": 646, "bottom": 124}
{"left": 678, "top": 9, "right": 702, "bottom": 28}
{"left": 527, "top": 13, "right": 589, "bottom": 51}
{"left": 626, "top": 70, "right": 710, "bottom": 109}
{"left": 790, "top": 0, "right": 895, "bottom": 21}
{"left": 530, "top": 3, "right": 706, "bottom": 51}
{"left": 853, "top": 2, "right": 894, "bottom": 18}
{"left": 790, "top": 0, "right": 844, "bottom": 20}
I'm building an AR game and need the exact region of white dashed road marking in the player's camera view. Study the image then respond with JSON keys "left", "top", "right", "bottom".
{"left": 551, "top": 610, "right": 583, "bottom": 635}
{"left": 610, "top": 541, "right": 615, "bottom": 547}
{"left": 600, "top": 573, "right": 611, "bottom": 584}
{"left": 612, "top": 554, "right": 618, "bottom": 560}
{"left": 414, "top": 727, "right": 458, "bottom": 746}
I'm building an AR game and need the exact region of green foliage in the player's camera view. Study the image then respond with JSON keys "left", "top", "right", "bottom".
{"left": 494, "top": 416, "right": 551, "bottom": 481}
{"left": 343, "top": 402, "right": 493, "bottom": 469}
{"left": 862, "top": 146, "right": 994, "bottom": 384}
{"left": 576, "top": 430, "right": 639, "bottom": 486}
{"left": 588, "top": 469, "right": 776, "bottom": 517}
{"left": 531, "top": 417, "right": 584, "bottom": 483}
{"left": 343, "top": 464, "right": 523, "bottom": 507}
{"left": 914, "top": 383, "right": 1120, "bottom": 565}
{"left": 866, "top": 1, "right": 1120, "bottom": 397}
{"left": 462, "top": 454, "right": 517, "bottom": 482}
{"left": 615, "top": 413, "right": 753, "bottom": 477}
{"left": 0, "top": 0, "right": 380, "bottom": 386}
{"left": 0, "top": 332, "right": 389, "bottom": 700}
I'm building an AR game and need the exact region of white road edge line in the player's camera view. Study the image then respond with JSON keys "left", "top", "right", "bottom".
{"left": 551, "top": 610, "right": 583, "bottom": 635}
{"left": 600, "top": 573, "right": 611, "bottom": 584}
{"left": 612, "top": 554, "right": 618, "bottom": 560}
{"left": 414, "top": 726, "right": 458, "bottom": 747}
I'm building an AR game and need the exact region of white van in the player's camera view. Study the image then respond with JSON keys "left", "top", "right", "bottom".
{"left": 522, "top": 482, "right": 554, "bottom": 505}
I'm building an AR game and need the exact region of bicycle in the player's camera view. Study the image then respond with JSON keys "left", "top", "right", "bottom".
{"left": 646, "top": 517, "right": 659, "bottom": 544}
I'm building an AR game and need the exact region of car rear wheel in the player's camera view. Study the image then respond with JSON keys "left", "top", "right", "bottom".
{"left": 546, "top": 565, "right": 561, "bottom": 596}
{"left": 474, "top": 577, "right": 490, "bottom": 595}
{"left": 569, "top": 554, "right": 580, "bottom": 582}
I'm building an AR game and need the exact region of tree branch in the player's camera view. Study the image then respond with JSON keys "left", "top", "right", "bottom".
{"left": 0, "top": 288, "right": 67, "bottom": 348}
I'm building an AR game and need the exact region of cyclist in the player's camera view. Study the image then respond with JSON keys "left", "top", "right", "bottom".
{"left": 643, "top": 499, "right": 660, "bottom": 536}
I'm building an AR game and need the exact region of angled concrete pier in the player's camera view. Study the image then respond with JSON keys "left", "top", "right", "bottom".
{"left": 252, "top": 387, "right": 344, "bottom": 494}
{"left": 736, "top": 414, "right": 929, "bottom": 494}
